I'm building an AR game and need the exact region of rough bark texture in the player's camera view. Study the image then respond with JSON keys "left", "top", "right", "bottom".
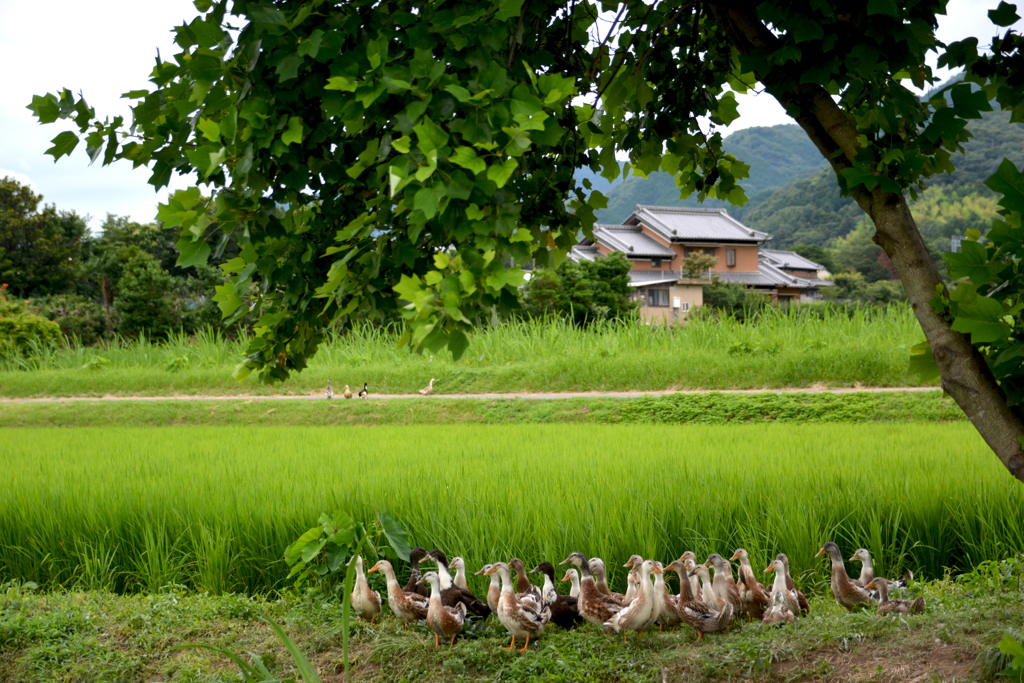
{"left": 708, "top": 2, "right": 1024, "bottom": 483}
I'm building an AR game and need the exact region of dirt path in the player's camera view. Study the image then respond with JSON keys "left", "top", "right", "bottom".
{"left": 0, "top": 385, "right": 940, "bottom": 403}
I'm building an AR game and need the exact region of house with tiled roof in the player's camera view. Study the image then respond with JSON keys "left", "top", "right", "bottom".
{"left": 569, "top": 205, "right": 832, "bottom": 323}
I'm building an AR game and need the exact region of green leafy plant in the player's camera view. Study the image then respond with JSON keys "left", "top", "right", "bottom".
{"left": 998, "top": 631, "right": 1024, "bottom": 682}
{"left": 283, "top": 511, "right": 411, "bottom": 683}
{"left": 80, "top": 354, "right": 111, "bottom": 370}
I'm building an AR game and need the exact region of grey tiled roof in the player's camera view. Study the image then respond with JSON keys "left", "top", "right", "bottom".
{"left": 760, "top": 248, "right": 824, "bottom": 271}
{"left": 627, "top": 270, "right": 684, "bottom": 287}
{"left": 623, "top": 205, "right": 771, "bottom": 244}
{"left": 592, "top": 224, "right": 676, "bottom": 258}
{"left": 717, "top": 259, "right": 834, "bottom": 289}
{"left": 568, "top": 245, "right": 599, "bottom": 262}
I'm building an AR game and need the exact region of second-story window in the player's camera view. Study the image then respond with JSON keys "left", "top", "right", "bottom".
{"left": 727, "top": 249, "right": 736, "bottom": 267}
{"left": 651, "top": 257, "right": 662, "bottom": 268}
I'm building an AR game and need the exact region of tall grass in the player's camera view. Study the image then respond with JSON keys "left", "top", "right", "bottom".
{"left": 1, "top": 422, "right": 1020, "bottom": 598}
{"left": 0, "top": 305, "right": 931, "bottom": 395}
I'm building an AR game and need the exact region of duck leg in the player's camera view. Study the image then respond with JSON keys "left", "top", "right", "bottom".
{"left": 695, "top": 631, "right": 704, "bottom": 644}
{"left": 502, "top": 636, "right": 517, "bottom": 651}
{"left": 517, "top": 635, "right": 530, "bottom": 653}
{"left": 434, "top": 634, "right": 439, "bottom": 648}
{"left": 449, "top": 635, "right": 456, "bottom": 649}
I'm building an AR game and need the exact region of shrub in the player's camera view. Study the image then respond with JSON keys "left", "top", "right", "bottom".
{"left": 0, "top": 314, "right": 62, "bottom": 358}
{"left": 30, "top": 294, "right": 113, "bottom": 345}
{"left": 114, "top": 250, "right": 181, "bottom": 339}
{"left": 702, "top": 280, "right": 771, "bottom": 320}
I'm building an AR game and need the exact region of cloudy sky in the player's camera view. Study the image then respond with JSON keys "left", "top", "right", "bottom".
{"left": 0, "top": 1, "right": 1017, "bottom": 229}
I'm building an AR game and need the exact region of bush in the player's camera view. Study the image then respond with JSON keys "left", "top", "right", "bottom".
{"left": 702, "top": 280, "right": 771, "bottom": 320}
{"left": 0, "top": 314, "right": 62, "bottom": 358}
{"left": 30, "top": 294, "right": 113, "bottom": 345}
{"left": 824, "top": 271, "right": 906, "bottom": 304}
{"left": 523, "top": 252, "right": 636, "bottom": 324}
{"left": 114, "top": 250, "right": 181, "bottom": 339}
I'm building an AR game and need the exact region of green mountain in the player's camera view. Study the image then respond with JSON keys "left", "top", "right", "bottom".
{"left": 742, "top": 108, "right": 1024, "bottom": 250}
{"left": 589, "top": 124, "right": 827, "bottom": 223}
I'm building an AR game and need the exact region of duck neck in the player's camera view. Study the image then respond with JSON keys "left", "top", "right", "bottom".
{"left": 498, "top": 566, "right": 514, "bottom": 593}
{"left": 568, "top": 574, "right": 580, "bottom": 598}
{"left": 859, "top": 558, "right": 874, "bottom": 584}
{"left": 876, "top": 582, "right": 890, "bottom": 604}
{"left": 771, "top": 571, "right": 788, "bottom": 595}
{"left": 428, "top": 581, "right": 442, "bottom": 603}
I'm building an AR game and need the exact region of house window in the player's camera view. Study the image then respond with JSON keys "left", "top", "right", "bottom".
{"left": 651, "top": 257, "right": 662, "bottom": 268}
{"left": 646, "top": 288, "right": 670, "bottom": 307}
{"left": 726, "top": 249, "right": 736, "bottom": 267}
{"left": 680, "top": 301, "right": 691, "bottom": 313}
{"left": 704, "top": 248, "right": 716, "bottom": 257}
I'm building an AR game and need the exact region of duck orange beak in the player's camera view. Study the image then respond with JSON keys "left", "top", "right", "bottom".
{"left": 864, "top": 580, "right": 876, "bottom": 590}
{"left": 848, "top": 554, "right": 858, "bottom": 562}
{"left": 622, "top": 559, "right": 633, "bottom": 568}
{"left": 367, "top": 564, "right": 379, "bottom": 574}
{"left": 652, "top": 565, "right": 664, "bottom": 574}
{"left": 483, "top": 566, "right": 498, "bottom": 576}
{"left": 764, "top": 565, "right": 773, "bottom": 573}
{"left": 560, "top": 573, "right": 570, "bottom": 583}
{"left": 728, "top": 552, "right": 740, "bottom": 561}
{"left": 815, "top": 548, "right": 826, "bottom": 558}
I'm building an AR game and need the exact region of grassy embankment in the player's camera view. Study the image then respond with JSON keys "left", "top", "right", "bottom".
{"left": 1, "top": 561, "right": 1022, "bottom": 682}
{"left": 0, "top": 390, "right": 962, "bottom": 428}
{"left": 0, "top": 306, "right": 932, "bottom": 397}
{"left": 3, "top": 422, "right": 1020, "bottom": 597}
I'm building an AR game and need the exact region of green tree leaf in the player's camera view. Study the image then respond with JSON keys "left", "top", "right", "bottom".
{"left": 45, "top": 131, "right": 79, "bottom": 159}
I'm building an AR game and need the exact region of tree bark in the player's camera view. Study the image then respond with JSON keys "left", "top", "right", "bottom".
{"left": 708, "top": 2, "right": 1024, "bottom": 483}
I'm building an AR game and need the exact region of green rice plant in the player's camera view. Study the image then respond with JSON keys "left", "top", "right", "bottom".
{"left": 71, "top": 530, "right": 121, "bottom": 592}
{"left": 2, "top": 422, "right": 1021, "bottom": 598}
{"left": 189, "top": 524, "right": 238, "bottom": 596}
{"left": 131, "top": 521, "right": 185, "bottom": 592}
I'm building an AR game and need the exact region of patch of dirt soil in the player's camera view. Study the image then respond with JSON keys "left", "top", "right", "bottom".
{"left": 775, "top": 644, "right": 976, "bottom": 682}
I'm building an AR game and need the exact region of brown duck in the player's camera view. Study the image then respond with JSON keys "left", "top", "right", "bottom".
{"left": 865, "top": 577, "right": 925, "bottom": 615}
{"left": 422, "top": 549, "right": 491, "bottom": 618}
{"left": 776, "top": 553, "right": 810, "bottom": 614}
{"left": 368, "top": 559, "right": 427, "bottom": 627}
{"left": 730, "top": 548, "right": 770, "bottom": 621}
{"left": 531, "top": 561, "right": 583, "bottom": 629}
{"left": 559, "top": 552, "right": 622, "bottom": 627}
{"left": 816, "top": 542, "right": 873, "bottom": 612}
{"left": 706, "top": 553, "right": 742, "bottom": 612}
{"left": 403, "top": 547, "right": 430, "bottom": 598}
{"left": 420, "top": 571, "right": 466, "bottom": 648}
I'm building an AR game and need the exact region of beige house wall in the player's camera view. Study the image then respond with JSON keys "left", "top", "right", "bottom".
{"left": 636, "top": 284, "right": 704, "bottom": 324}
{"left": 596, "top": 242, "right": 676, "bottom": 271}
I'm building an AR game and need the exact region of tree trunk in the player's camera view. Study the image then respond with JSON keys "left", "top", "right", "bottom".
{"left": 709, "top": 2, "right": 1024, "bottom": 483}
{"left": 101, "top": 274, "right": 113, "bottom": 336}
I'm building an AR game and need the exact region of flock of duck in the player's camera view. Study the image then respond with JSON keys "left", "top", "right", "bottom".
{"left": 348, "top": 542, "right": 926, "bottom": 651}
{"left": 324, "top": 378, "right": 437, "bottom": 398}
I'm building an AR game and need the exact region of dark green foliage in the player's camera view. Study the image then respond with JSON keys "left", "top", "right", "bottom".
{"left": 29, "top": 294, "right": 112, "bottom": 345}
{"left": 702, "top": 280, "right": 770, "bottom": 320}
{"left": 790, "top": 244, "right": 838, "bottom": 274}
{"left": 0, "top": 314, "right": 62, "bottom": 359}
{"left": 0, "top": 177, "right": 89, "bottom": 298}
{"left": 594, "top": 124, "right": 827, "bottom": 223}
{"left": 832, "top": 224, "right": 895, "bottom": 282}
{"left": 824, "top": 272, "right": 906, "bottom": 305}
{"left": 114, "top": 250, "right": 180, "bottom": 339}
{"left": 523, "top": 252, "right": 636, "bottom": 324}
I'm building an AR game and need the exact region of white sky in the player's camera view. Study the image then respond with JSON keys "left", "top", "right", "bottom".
{"left": 0, "top": 0, "right": 1018, "bottom": 229}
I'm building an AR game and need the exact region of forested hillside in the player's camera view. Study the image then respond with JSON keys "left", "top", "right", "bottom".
{"left": 589, "top": 124, "right": 826, "bottom": 223}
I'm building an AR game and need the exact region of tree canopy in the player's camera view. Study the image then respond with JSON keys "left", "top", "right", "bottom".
{"left": 29, "top": 0, "right": 1024, "bottom": 481}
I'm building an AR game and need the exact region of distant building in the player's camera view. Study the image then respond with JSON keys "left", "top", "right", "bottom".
{"left": 568, "top": 205, "right": 832, "bottom": 323}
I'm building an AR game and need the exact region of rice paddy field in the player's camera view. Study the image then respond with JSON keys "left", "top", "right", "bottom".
{"left": 2, "top": 422, "right": 1021, "bottom": 600}
{"left": 0, "top": 305, "right": 932, "bottom": 396}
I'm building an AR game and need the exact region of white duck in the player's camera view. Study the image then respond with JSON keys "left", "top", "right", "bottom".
{"left": 486, "top": 562, "right": 551, "bottom": 652}
{"left": 350, "top": 555, "right": 381, "bottom": 623}
{"left": 602, "top": 559, "right": 660, "bottom": 642}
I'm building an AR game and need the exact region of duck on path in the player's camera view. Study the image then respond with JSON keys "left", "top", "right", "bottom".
{"left": 325, "top": 381, "right": 334, "bottom": 399}
{"left": 358, "top": 382, "right": 368, "bottom": 398}
{"left": 419, "top": 378, "right": 436, "bottom": 395}
{"left": 343, "top": 384, "right": 353, "bottom": 399}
